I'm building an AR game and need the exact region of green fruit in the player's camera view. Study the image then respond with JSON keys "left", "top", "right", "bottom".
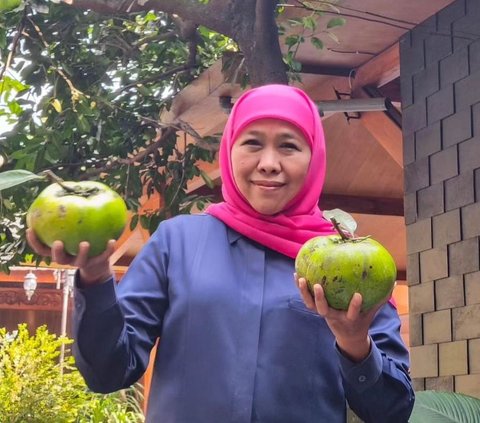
{"left": 26, "top": 181, "right": 128, "bottom": 257}
{"left": 295, "top": 234, "right": 397, "bottom": 311}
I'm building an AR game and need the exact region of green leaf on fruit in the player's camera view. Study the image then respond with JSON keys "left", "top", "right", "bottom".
{"left": 0, "top": 170, "right": 44, "bottom": 191}
{"left": 323, "top": 208, "right": 357, "bottom": 237}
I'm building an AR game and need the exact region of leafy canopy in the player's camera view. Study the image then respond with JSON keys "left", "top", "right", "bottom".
{"left": 0, "top": 2, "right": 228, "bottom": 271}
{"left": 0, "top": 0, "right": 344, "bottom": 271}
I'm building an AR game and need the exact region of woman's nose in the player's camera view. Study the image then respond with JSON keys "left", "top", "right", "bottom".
{"left": 257, "top": 149, "right": 281, "bottom": 173}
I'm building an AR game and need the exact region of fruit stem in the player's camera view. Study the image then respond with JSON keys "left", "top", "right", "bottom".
{"left": 41, "top": 170, "right": 77, "bottom": 193}
{"left": 330, "top": 217, "right": 350, "bottom": 241}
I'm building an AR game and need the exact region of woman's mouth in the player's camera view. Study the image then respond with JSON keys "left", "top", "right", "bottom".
{"left": 252, "top": 180, "right": 285, "bottom": 190}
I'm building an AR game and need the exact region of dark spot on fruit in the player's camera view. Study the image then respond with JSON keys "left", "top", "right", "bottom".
{"left": 321, "top": 275, "right": 327, "bottom": 285}
{"left": 333, "top": 276, "right": 338, "bottom": 282}
{"left": 362, "top": 270, "right": 368, "bottom": 280}
{"left": 58, "top": 204, "right": 67, "bottom": 218}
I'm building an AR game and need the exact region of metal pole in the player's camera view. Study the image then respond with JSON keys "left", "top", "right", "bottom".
{"left": 59, "top": 269, "right": 75, "bottom": 373}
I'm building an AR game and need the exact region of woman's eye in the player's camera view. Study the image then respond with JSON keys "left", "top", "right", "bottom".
{"left": 281, "top": 142, "right": 300, "bottom": 151}
{"left": 242, "top": 139, "right": 261, "bottom": 146}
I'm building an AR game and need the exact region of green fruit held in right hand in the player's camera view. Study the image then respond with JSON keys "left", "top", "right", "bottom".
{"left": 295, "top": 234, "right": 397, "bottom": 311}
{"left": 26, "top": 180, "right": 128, "bottom": 257}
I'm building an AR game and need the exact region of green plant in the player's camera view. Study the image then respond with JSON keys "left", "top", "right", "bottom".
{"left": 0, "top": 3, "right": 220, "bottom": 272}
{"left": 0, "top": 323, "right": 144, "bottom": 422}
{"left": 409, "top": 390, "right": 480, "bottom": 423}
{"left": 277, "top": 1, "right": 346, "bottom": 80}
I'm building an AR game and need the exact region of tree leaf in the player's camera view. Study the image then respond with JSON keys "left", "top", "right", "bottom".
{"left": 409, "top": 391, "right": 480, "bottom": 423}
{"left": 129, "top": 213, "right": 139, "bottom": 231}
{"left": 0, "top": 28, "right": 6, "bottom": 49}
{"left": 327, "top": 17, "right": 346, "bottom": 29}
{"left": 0, "top": 170, "right": 44, "bottom": 191}
{"left": 50, "top": 98, "right": 62, "bottom": 113}
{"left": 285, "top": 35, "right": 300, "bottom": 48}
{"left": 200, "top": 170, "right": 215, "bottom": 189}
{"left": 302, "top": 15, "right": 317, "bottom": 31}
{"left": 323, "top": 208, "right": 357, "bottom": 237}
{"left": 310, "top": 36, "right": 324, "bottom": 49}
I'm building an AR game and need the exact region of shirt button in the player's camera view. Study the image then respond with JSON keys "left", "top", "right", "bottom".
{"left": 358, "top": 375, "right": 367, "bottom": 383}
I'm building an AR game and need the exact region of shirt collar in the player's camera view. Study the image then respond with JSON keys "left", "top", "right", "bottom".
{"left": 226, "top": 226, "right": 243, "bottom": 244}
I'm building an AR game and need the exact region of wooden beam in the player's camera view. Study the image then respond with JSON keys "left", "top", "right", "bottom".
{"left": 300, "top": 63, "right": 355, "bottom": 77}
{"left": 355, "top": 88, "right": 403, "bottom": 168}
{"left": 357, "top": 110, "right": 403, "bottom": 166}
{"left": 352, "top": 42, "right": 400, "bottom": 91}
{"left": 0, "top": 287, "right": 63, "bottom": 311}
{"left": 165, "top": 43, "right": 404, "bottom": 209}
{"left": 109, "top": 225, "right": 150, "bottom": 266}
{"left": 319, "top": 193, "right": 404, "bottom": 216}
{"left": 190, "top": 184, "right": 404, "bottom": 216}
{"left": 1, "top": 268, "right": 56, "bottom": 283}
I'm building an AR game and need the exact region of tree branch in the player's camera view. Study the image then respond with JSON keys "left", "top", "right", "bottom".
{"left": 63, "top": 0, "right": 234, "bottom": 36}
{"left": 81, "top": 127, "right": 176, "bottom": 178}
{"left": 229, "top": 0, "right": 287, "bottom": 86}
{"left": 171, "top": 16, "right": 202, "bottom": 67}
{"left": 81, "top": 119, "right": 218, "bottom": 179}
{"left": 63, "top": 0, "right": 290, "bottom": 87}
{"left": 0, "top": 10, "right": 27, "bottom": 82}
{"left": 253, "top": 0, "right": 287, "bottom": 85}
{"left": 112, "top": 64, "right": 200, "bottom": 95}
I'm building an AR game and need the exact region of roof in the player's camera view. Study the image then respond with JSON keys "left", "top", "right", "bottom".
{"left": 114, "top": 0, "right": 457, "bottom": 279}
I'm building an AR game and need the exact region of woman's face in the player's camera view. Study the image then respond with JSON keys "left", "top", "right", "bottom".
{"left": 231, "top": 118, "right": 311, "bottom": 215}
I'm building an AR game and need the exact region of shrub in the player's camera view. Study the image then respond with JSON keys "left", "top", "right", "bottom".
{"left": 0, "top": 323, "right": 144, "bottom": 422}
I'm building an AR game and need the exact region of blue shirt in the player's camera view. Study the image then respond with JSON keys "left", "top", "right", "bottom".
{"left": 73, "top": 214, "right": 414, "bottom": 423}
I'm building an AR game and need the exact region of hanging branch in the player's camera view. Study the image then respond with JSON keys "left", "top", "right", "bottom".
{"left": 0, "top": 9, "right": 27, "bottom": 83}
{"left": 25, "top": 16, "right": 87, "bottom": 104}
{"left": 80, "top": 127, "right": 176, "bottom": 178}
{"left": 112, "top": 64, "right": 200, "bottom": 96}
{"left": 288, "top": 0, "right": 413, "bottom": 30}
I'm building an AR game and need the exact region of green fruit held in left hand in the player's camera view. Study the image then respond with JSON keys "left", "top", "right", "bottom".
{"left": 26, "top": 181, "right": 128, "bottom": 257}
{"left": 295, "top": 234, "right": 397, "bottom": 311}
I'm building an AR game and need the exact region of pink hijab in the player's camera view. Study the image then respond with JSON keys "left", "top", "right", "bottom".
{"left": 206, "top": 84, "right": 336, "bottom": 258}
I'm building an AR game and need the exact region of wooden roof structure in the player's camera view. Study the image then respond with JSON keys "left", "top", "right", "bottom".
{"left": 112, "top": 0, "right": 456, "bottom": 282}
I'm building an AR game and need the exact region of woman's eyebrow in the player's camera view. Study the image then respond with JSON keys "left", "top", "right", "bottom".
{"left": 241, "top": 129, "right": 263, "bottom": 137}
{"left": 277, "top": 132, "right": 299, "bottom": 140}
{"left": 240, "top": 129, "right": 298, "bottom": 139}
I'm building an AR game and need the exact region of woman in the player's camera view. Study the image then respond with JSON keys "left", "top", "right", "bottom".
{"left": 27, "top": 84, "right": 414, "bottom": 422}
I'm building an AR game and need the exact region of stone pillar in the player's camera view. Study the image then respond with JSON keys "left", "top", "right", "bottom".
{"left": 400, "top": 0, "right": 480, "bottom": 397}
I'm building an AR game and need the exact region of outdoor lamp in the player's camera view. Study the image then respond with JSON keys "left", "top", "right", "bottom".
{"left": 23, "top": 270, "right": 37, "bottom": 301}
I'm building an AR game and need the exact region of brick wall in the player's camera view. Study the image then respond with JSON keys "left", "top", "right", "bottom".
{"left": 400, "top": 0, "right": 480, "bottom": 398}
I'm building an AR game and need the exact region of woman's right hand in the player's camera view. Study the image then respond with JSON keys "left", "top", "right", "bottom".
{"left": 26, "top": 228, "right": 115, "bottom": 286}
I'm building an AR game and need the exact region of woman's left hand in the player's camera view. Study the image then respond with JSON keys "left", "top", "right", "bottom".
{"left": 294, "top": 273, "right": 390, "bottom": 362}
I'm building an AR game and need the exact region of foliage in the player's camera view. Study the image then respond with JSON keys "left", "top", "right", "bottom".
{"left": 278, "top": 0, "right": 346, "bottom": 79}
{"left": 0, "top": 323, "right": 144, "bottom": 422}
{"left": 0, "top": 0, "right": 346, "bottom": 271}
{"left": 409, "top": 390, "right": 480, "bottom": 423}
{"left": 347, "top": 390, "right": 480, "bottom": 422}
{"left": 0, "top": 1, "right": 224, "bottom": 271}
